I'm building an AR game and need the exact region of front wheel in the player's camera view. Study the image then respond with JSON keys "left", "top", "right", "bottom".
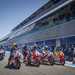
{"left": 35, "top": 60, "right": 40, "bottom": 67}
{"left": 16, "top": 62, "right": 21, "bottom": 69}
{"left": 36, "top": 63, "right": 40, "bottom": 67}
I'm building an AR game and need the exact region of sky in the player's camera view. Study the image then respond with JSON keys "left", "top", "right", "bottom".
{"left": 0, "top": 0, "right": 49, "bottom": 39}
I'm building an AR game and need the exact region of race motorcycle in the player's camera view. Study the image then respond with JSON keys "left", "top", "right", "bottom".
{"left": 25, "top": 51, "right": 41, "bottom": 67}
{"left": 8, "top": 55, "right": 21, "bottom": 69}
{"left": 54, "top": 51, "right": 65, "bottom": 65}
{"left": 41, "top": 52, "right": 54, "bottom": 65}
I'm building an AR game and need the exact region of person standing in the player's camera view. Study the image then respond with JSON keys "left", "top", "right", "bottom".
{"left": 73, "top": 46, "right": 75, "bottom": 64}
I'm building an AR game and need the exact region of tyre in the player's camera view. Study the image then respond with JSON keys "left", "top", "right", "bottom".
{"left": 16, "top": 61, "right": 21, "bottom": 69}
{"left": 50, "top": 62, "right": 54, "bottom": 65}
{"left": 35, "top": 61, "right": 40, "bottom": 67}
{"left": 36, "top": 63, "right": 40, "bottom": 67}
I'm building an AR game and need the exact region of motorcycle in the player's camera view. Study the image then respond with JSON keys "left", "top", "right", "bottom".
{"left": 8, "top": 56, "right": 21, "bottom": 69}
{"left": 41, "top": 52, "right": 54, "bottom": 65}
{"left": 54, "top": 52, "right": 65, "bottom": 65}
{"left": 25, "top": 53, "right": 40, "bottom": 67}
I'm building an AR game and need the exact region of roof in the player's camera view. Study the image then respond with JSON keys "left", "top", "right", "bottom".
{"left": 12, "top": 0, "right": 61, "bottom": 31}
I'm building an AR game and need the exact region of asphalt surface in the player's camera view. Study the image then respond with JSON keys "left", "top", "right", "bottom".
{"left": 0, "top": 52, "right": 75, "bottom": 75}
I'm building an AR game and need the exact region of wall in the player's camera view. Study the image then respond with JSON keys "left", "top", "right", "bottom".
{"left": 13, "top": 19, "right": 75, "bottom": 44}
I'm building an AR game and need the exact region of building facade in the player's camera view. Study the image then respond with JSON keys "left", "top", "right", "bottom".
{"left": 1, "top": 0, "right": 75, "bottom": 49}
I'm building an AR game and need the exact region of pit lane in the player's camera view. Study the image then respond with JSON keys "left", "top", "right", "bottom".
{"left": 0, "top": 51, "right": 75, "bottom": 75}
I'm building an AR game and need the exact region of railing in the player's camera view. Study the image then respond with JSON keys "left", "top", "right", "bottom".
{"left": 17, "top": 15, "right": 75, "bottom": 38}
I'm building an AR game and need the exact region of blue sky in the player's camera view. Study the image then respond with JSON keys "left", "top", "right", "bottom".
{"left": 0, "top": 0, "right": 49, "bottom": 39}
